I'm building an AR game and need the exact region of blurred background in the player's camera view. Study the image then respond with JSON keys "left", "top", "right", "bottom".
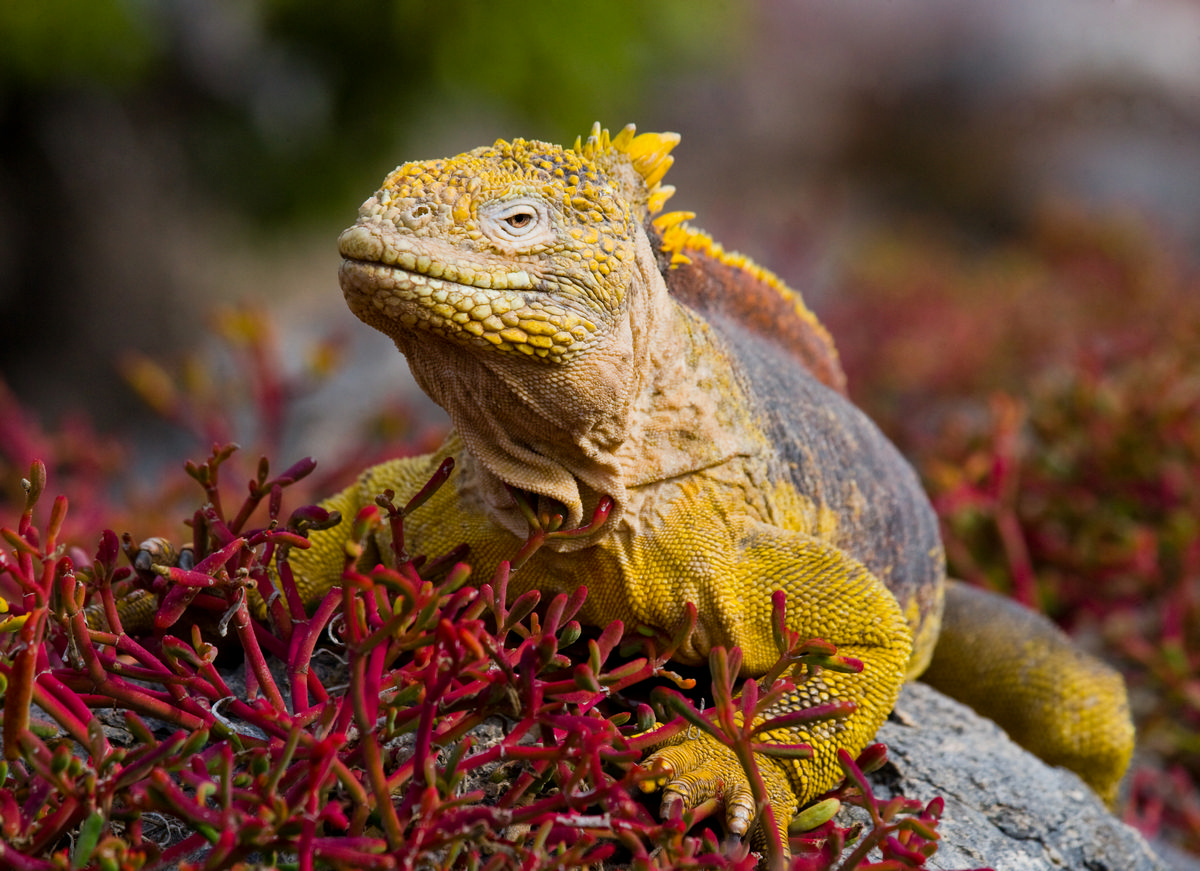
{"left": 4, "top": 0, "right": 1199, "bottom": 424}
{"left": 3, "top": 0, "right": 1200, "bottom": 863}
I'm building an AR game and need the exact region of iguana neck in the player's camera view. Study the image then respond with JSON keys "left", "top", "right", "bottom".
{"left": 395, "top": 228, "right": 756, "bottom": 548}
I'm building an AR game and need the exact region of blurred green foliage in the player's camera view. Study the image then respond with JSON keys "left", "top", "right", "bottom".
{"left": 0, "top": 0, "right": 739, "bottom": 221}
{"left": 0, "top": 0, "right": 156, "bottom": 87}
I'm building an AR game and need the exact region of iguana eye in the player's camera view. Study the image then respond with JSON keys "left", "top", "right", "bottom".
{"left": 481, "top": 197, "right": 555, "bottom": 247}
{"left": 494, "top": 203, "right": 539, "bottom": 237}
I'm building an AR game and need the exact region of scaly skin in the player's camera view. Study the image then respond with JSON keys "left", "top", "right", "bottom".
{"left": 327, "top": 124, "right": 1133, "bottom": 825}
{"left": 112, "top": 124, "right": 1135, "bottom": 836}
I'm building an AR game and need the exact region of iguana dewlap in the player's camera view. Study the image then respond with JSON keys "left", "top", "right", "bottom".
{"left": 300, "top": 124, "right": 1132, "bottom": 837}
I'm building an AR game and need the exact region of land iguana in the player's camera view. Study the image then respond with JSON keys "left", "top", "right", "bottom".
{"left": 130, "top": 124, "right": 1138, "bottom": 841}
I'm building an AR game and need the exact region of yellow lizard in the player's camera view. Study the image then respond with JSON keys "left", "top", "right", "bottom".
{"left": 130, "top": 123, "right": 1139, "bottom": 843}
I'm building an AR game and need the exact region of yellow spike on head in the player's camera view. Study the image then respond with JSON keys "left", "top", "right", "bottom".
{"left": 575, "top": 123, "right": 681, "bottom": 222}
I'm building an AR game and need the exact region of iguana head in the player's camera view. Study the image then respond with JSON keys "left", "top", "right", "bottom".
{"left": 338, "top": 123, "right": 678, "bottom": 365}
{"left": 338, "top": 124, "right": 685, "bottom": 537}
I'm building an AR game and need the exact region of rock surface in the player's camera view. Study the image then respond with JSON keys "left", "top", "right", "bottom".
{"left": 863, "top": 682, "right": 1166, "bottom": 871}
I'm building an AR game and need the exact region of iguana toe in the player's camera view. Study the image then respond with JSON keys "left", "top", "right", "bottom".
{"left": 644, "top": 735, "right": 797, "bottom": 844}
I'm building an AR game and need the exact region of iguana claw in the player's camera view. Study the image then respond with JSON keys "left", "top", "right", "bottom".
{"left": 642, "top": 734, "right": 796, "bottom": 848}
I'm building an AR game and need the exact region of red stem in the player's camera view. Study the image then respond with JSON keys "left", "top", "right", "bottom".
{"left": 30, "top": 671, "right": 98, "bottom": 751}
{"left": 230, "top": 596, "right": 287, "bottom": 713}
{"left": 0, "top": 840, "right": 56, "bottom": 871}
{"left": 289, "top": 585, "right": 341, "bottom": 712}
{"left": 344, "top": 577, "right": 404, "bottom": 847}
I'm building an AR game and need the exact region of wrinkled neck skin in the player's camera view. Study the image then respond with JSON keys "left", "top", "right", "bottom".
{"left": 393, "top": 227, "right": 754, "bottom": 549}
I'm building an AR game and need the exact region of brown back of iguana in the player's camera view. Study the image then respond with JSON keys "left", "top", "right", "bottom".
{"left": 662, "top": 240, "right": 846, "bottom": 395}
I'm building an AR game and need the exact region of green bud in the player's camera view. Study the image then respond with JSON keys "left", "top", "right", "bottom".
{"left": 50, "top": 744, "right": 72, "bottom": 775}
{"left": 636, "top": 704, "right": 657, "bottom": 732}
{"left": 558, "top": 620, "right": 582, "bottom": 648}
{"left": 180, "top": 728, "right": 210, "bottom": 756}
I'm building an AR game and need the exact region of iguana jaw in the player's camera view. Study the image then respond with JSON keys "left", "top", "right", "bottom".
{"left": 339, "top": 221, "right": 602, "bottom": 365}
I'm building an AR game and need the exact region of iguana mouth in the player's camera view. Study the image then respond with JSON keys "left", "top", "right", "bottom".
{"left": 339, "top": 223, "right": 537, "bottom": 291}
{"left": 338, "top": 224, "right": 596, "bottom": 362}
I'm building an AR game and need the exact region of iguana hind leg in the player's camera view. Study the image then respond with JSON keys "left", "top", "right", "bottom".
{"left": 919, "top": 579, "right": 1134, "bottom": 805}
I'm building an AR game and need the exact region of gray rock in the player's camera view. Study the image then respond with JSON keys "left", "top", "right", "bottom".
{"left": 859, "top": 682, "right": 1167, "bottom": 871}
{"left": 1154, "top": 840, "right": 1200, "bottom": 871}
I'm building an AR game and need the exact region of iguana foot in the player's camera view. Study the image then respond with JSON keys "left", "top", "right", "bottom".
{"left": 84, "top": 537, "right": 194, "bottom": 633}
{"left": 641, "top": 733, "right": 797, "bottom": 847}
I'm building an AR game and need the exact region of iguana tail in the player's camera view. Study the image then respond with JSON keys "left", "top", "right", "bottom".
{"left": 920, "top": 579, "right": 1134, "bottom": 806}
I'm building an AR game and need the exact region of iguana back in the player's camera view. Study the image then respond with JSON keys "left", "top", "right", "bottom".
{"left": 656, "top": 221, "right": 847, "bottom": 394}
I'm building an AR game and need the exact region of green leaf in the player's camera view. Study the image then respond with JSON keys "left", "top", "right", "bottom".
{"left": 789, "top": 797, "right": 840, "bottom": 833}
{"left": 70, "top": 810, "right": 105, "bottom": 870}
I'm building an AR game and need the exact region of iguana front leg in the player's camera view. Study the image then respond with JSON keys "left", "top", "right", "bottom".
{"left": 638, "top": 524, "right": 913, "bottom": 842}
